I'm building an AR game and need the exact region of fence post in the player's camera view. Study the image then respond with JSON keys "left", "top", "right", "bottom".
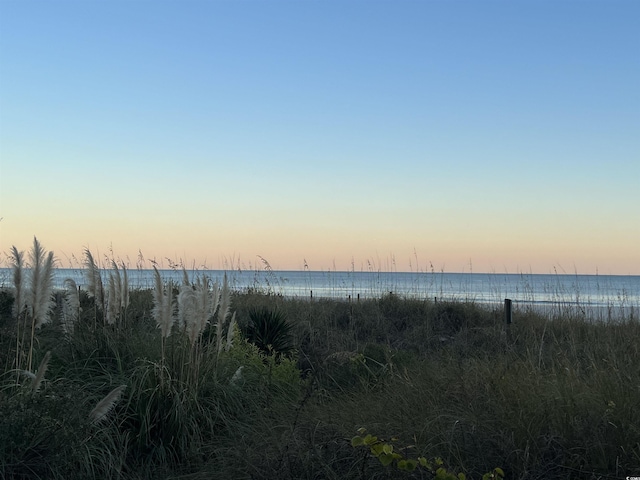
{"left": 504, "top": 298, "right": 512, "bottom": 326}
{"left": 504, "top": 298, "right": 512, "bottom": 341}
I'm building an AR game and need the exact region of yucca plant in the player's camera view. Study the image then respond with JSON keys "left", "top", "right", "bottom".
{"left": 244, "top": 307, "right": 294, "bottom": 358}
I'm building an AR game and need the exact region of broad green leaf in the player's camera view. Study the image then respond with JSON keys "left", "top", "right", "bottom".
{"left": 397, "top": 459, "right": 408, "bottom": 471}
{"left": 357, "top": 427, "right": 367, "bottom": 435}
{"left": 458, "top": 473, "right": 466, "bottom": 480}
{"left": 370, "top": 443, "right": 384, "bottom": 456}
{"left": 363, "top": 434, "right": 377, "bottom": 445}
{"left": 436, "top": 467, "right": 456, "bottom": 480}
{"left": 404, "top": 459, "right": 418, "bottom": 471}
{"left": 378, "top": 453, "right": 394, "bottom": 466}
{"left": 494, "top": 468, "right": 505, "bottom": 477}
{"left": 351, "top": 436, "right": 364, "bottom": 447}
{"left": 382, "top": 443, "right": 393, "bottom": 454}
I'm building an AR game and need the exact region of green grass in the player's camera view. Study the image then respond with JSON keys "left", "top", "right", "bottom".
{"left": 1, "top": 281, "right": 639, "bottom": 479}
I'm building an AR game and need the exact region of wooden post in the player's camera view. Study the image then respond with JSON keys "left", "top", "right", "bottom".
{"left": 310, "top": 290, "right": 313, "bottom": 300}
{"left": 504, "top": 298, "right": 512, "bottom": 325}
{"left": 504, "top": 298, "right": 512, "bottom": 342}
{"left": 357, "top": 293, "right": 360, "bottom": 303}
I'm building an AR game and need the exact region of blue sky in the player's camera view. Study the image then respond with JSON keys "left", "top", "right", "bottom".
{"left": 1, "top": 0, "right": 638, "bottom": 273}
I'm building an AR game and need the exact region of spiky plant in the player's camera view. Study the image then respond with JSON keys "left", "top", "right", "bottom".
{"left": 245, "top": 307, "right": 294, "bottom": 358}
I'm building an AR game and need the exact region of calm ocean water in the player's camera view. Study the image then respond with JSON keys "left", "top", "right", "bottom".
{"left": 1, "top": 267, "right": 639, "bottom": 319}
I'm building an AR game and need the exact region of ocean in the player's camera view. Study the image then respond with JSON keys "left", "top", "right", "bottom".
{"left": 1, "top": 267, "right": 639, "bottom": 320}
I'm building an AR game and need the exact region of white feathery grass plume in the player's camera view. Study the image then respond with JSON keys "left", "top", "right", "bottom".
{"left": 216, "top": 273, "right": 231, "bottom": 354}
{"left": 120, "top": 262, "right": 129, "bottom": 309}
{"left": 218, "top": 273, "right": 231, "bottom": 324}
{"left": 28, "top": 238, "right": 55, "bottom": 328}
{"left": 10, "top": 246, "right": 26, "bottom": 319}
{"left": 225, "top": 312, "right": 236, "bottom": 352}
{"left": 152, "top": 267, "right": 175, "bottom": 338}
{"left": 84, "top": 248, "right": 104, "bottom": 310}
{"left": 106, "top": 273, "right": 117, "bottom": 325}
{"left": 111, "top": 261, "right": 122, "bottom": 311}
{"left": 162, "top": 281, "right": 175, "bottom": 337}
{"left": 194, "top": 275, "right": 211, "bottom": 340}
{"left": 32, "top": 351, "right": 51, "bottom": 392}
{"left": 178, "top": 273, "right": 213, "bottom": 345}
{"left": 230, "top": 365, "right": 243, "bottom": 385}
{"left": 36, "top": 251, "right": 55, "bottom": 328}
{"left": 19, "top": 370, "right": 36, "bottom": 380}
{"left": 62, "top": 278, "right": 80, "bottom": 335}
{"left": 152, "top": 266, "right": 164, "bottom": 323}
{"left": 210, "top": 279, "right": 221, "bottom": 317}
{"left": 197, "top": 275, "right": 211, "bottom": 317}
{"left": 89, "top": 385, "right": 126, "bottom": 425}
{"left": 106, "top": 262, "right": 122, "bottom": 325}
{"left": 178, "top": 284, "right": 198, "bottom": 344}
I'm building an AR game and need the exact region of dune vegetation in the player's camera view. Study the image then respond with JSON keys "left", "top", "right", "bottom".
{"left": 1, "top": 238, "right": 638, "bottom": 479}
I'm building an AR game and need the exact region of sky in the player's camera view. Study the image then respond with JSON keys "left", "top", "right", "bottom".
{"left": 0, "top": 0, "right": 638, "bottom": 274}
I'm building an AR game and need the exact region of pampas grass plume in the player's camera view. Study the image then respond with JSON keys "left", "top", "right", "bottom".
{"left": 225, "top": 312, "right": 236, "bottom": 352}
{"left": 153, "top": 267, "right": 175, "bottom": 338}
{"left": 230, "top": 365, "right": 243, "bottom": 385}
{"left": 28, "top": 237, "right": 55, "bottom": 328}
{"left": 84, "top": 248, "right": 104, "bottom": 309}
{"left": 120, "top": 262, "right": 129, "bottom": 309}
{"left": 62, "top": 278, "right": 80, "bottom": 334}
{"left": 89, "top": 385, "right": 126, "bottom": 424}
{"left": 106, "top": 262, "right": 122, "bottom": 325}
{"left": 32, "top": 350, "right": 51, "bottom": 392}
{"left": 179, "top": 284, "right": 198, "bottom": 344}
{"left": 216, "top": 273, "right": 231, "bottom": 354}
{"left": 10, "top": 246, "right": 26, "bottom": 318}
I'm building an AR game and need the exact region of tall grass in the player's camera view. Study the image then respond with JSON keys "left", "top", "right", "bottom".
{"left": 0, "top": 243, "right": 639, "bottom": 479}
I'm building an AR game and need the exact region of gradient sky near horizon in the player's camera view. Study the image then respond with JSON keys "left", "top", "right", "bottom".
{"left": 1, "top": 0, "right": 638, "bottom": 274}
